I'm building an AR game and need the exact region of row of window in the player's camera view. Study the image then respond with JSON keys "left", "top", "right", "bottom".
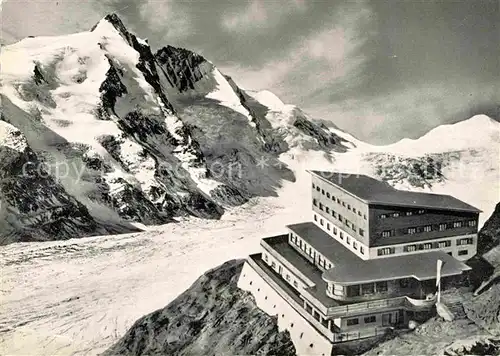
{"left": 290, "top": 232, "right": 334, "bottom": 269}
{"left": 380, "top": 210, "right": 425, "bottom": 219}
{"left": 314, "top": 214, "right": 365, "bottom": 255}
{"left": 312, "top": 184, "right": 367, "bottom": 219}
{"left": 314, "top": 200, "right": 366, "bottom": 237}
{"left": 402, "top": 237, "right": 474, "bottom": 252}
{"left": 346, "top": 315, "right": 378, "bottom": 326}
{"left": 304, "top": 301, "right": 336, "bottom": 332}
{"left": 264, "top": 253, "right": 299, "bottom": 288}
{"left": 381, "top": 220, "right": 477, "bottom": 238}
{"left": 342, "top": 281, "right": 388, "bottom": 297}
{"left": 378, "top": 243, "right": 471, "bottom": 256}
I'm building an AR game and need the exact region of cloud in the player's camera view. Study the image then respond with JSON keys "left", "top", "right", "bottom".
{"left": 138, "top": 0, "right": 190, "bottom": 39}
{"left": 306, "top": 81, "right": 499, "bottom": 144}
{"left": 222, "top": 0, "right": 375, "bottom": 105}
{"left": 221, "top": 0, "right": 306, "bottom": 33}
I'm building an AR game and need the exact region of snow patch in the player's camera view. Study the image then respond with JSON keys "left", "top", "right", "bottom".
{"left": 206, "top": 68, "right": 254, "bottom": 126}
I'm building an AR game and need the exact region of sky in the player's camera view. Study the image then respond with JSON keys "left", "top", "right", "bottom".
{"left": 2, "top": 0, "right": 499, "bottom": 144}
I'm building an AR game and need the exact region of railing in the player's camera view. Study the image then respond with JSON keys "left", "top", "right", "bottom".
{"left": 245, "top": 255, "right": 435, "bottom": 344}
{"left": 326, "top": 296, "right": 407, "bottom": 316}
{"left": 333, "top": 326, "right": 392, "bottom": 343}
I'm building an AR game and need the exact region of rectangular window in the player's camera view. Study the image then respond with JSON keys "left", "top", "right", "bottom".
{"left": 439, "top": 223, "right": 447, "bottom": 231}
{"left": 348, "top": 204, "right": 351, "bottom": 210}
{"left": 339, "top": 231, "right": 343, "bottom": 239}
{"left": 316, "top": 186, "right": 320, "bottom": 192}
{"left": 353, "top": 208, "right": 357, "bottom": 213}
{"left": 358, "top": 211, "right": 362, "bottom": 216}
{"left": 332, "top": 210, "right": 337, "bottom": 218}
{"left": 321, "top": 189, "right": 325, "bottom": 195}
{"left": 378, "top": 247, "right": 395, "bottom": 256}
{"left": 331, "top": 195, "right": 335, "bottom": 201}
{"left": 342, "top": 201, "right": 346, "bottom": 207}
{"left": 313, "top": 199, "right": 317, "bottom": 206}
{"left": 325, "top": 206, "right": 330, "bottom": 213}
{"left": 359, "top": 228, "right": 365, "bottom": 236}
{"left": 293, "top": 281, "right": 298, "bottom": 288}
{"left": 423, "top": 225, "right": 432, "bottom": 232}
{"left": 453, "top": 221, "right": 463, "bottom": 228}
{"left": 346, "top": 318, "right": 359, "bottom": 326}
{"left": 314, "top": 214, "right": 317, "bottom": 221}
{"left": 364, "top": 315, "right": 377, "bottom": 323}
{"left": 418, "top": 209, "right": 425, "bottom": 214}
{"left": 458, "top": 249, "right": 468, "bottom": 256}
{"left": 364, "top": 214, "right": 367, "bottom": 220}
{"left": 393, "top": 212, "right": 400, "bottom": 217}
{"left": 423, "top": 243, "right": 433, "bottom": 250}
{"left": 399, "top": 278, "right": 409, "bottom": 288}
{"left": 457, "top": 237, "right": 474, "bottom": 245}
{"left": 404, "top": 244, "right": 417, "bottom": 252}
{"left": 353, "top": 241, "right": 358, "bottom": 250}
{"left": 337, "top": 198, "right": 340, "bottom": 204}
{"left": 382, "top": 230, "right": 392, "bottom": 238}
{"left": 345, "top": 220, "right": 351, "bottom": 229}
{"left": 438, "top": 240, "right": 451, "bottom": 248}
{"left": 338, "top": 214, "right": 343, "bottom": 222}
{"left": 327, "top": 222, "right": 330, "bottom": 231}
{"left": 346, "top": 236, "right": 350, "bottom": 245}
{"left": 406, "top": 211, "right": 413, "bottom": 216}
{"left": 347, "top": 285, "right": 360, "bottom": 297}
{"left": 376, "top": 281, "right": 388, "bottom": 292}
{"left": 468, "top": 220, "right": 477, "bottom": 227}
{"left": 360, "top": 246, "right": 365, "bottom": 254}
{"left": 321, "top": 317, "right": 329, "bottom": 328}
{"left": 380, "top": 214, "right": 387, "bottom": 219}
{"left": 305, "top": 303, "right": 313, "bottom": 313}
{"left": 333, "top": 227, "right": 338, "bottom": 235}
{"left": 286, "top": 274, "right": 290, "bottom": 281}
{"left": 264, "top": 253, "right": 268, "bottom": 262}
{"left": 326, "top": 192, "right": 330, "bottom": 198}
{"left": 271, "top": 261, "right": 276, "bottom": 268}
{"left": 320, "top": 218, "right": 324, "bottom": 226}
{"left": 319, "top": 203, "right": 324, "bottom": 210}
{"left": 312, "top": 183, "right": 315, "bottom": 189}
{"left": 407, "top": 227, "right": 417, "bottom": 235}
{"left": 361, "top": 283, "right": 374, "bottom": 294}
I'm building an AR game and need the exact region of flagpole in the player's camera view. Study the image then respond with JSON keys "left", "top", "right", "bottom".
{"left": 436, "top": 259, "right": 443, "bottom": 303}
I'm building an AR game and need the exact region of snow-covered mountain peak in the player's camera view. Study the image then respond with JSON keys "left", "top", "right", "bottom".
{"left": 247, "top": 90, "right": 288, "bottom": 112}
{"left": 91, "top": 13, "right": 128, "bottom": 36}
{"left": 383, "top": 114, "right": 499, "bottom": 156}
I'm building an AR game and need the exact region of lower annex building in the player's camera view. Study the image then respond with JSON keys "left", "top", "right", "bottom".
{"left": 238, "top": 171, "right": 481, "bottom": 355}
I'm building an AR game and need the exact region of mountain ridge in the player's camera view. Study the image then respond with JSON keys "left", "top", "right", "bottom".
{"left": 0, "top": 13, "right": 353, "bottom": 243}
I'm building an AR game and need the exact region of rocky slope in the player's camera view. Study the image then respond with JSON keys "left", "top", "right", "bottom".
{"left": 104, "top": 260, "right": 296, "bottom": 356}
{"left": 0, "top": 120, "right": 128, "bottom": 243}
{"left": 478, "top": 202, "right": 500, "bottom": 255}
{"left": 0, "top": 13, "right": 351, "bottom": 244}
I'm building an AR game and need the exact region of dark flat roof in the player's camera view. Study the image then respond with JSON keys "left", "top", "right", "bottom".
{"left": 287, "top": 222, "right": 471, "bottom": 285}
{"left": 263, "top": 235, "right": 341, "bottom": 308}
{"left": 309, "top": 171, "right": 481, "bottom": 213}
